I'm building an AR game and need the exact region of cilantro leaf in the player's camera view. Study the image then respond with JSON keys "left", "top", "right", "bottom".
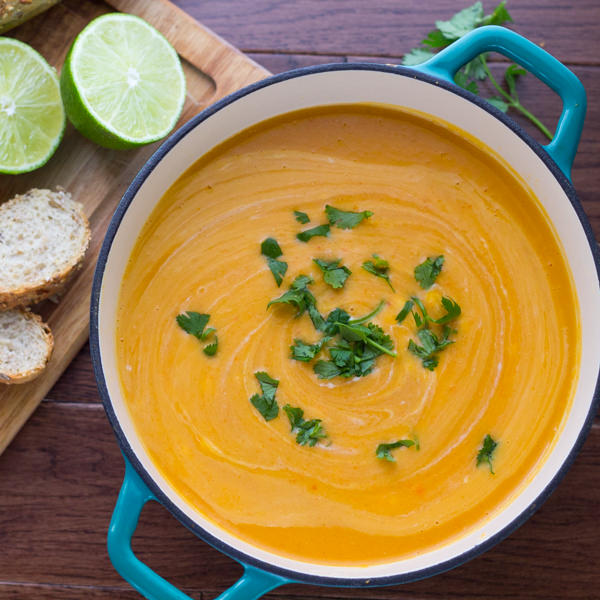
{"left": 476, "top": 434, "right": 498, "bottom": 474}
{"left": 408, "top": 326, "right": 455, "bottom": 370}
{"left": 268, "top": 275, "right": 325, "bottom": 331}
{"left": 414, "top": 255, "right": 444, "bottom": 289}
{"left": 325, "top": 205, "right": 373, "bottom": 229}
{"left": 176, "top": 311, "right": 210, "bottom": 339}
{"left": 261, "top": 238, "right": 288, "bottom": 287}
{"left": 294, "top": 210, "right": 310, "bottom": 224}
{"left": 250, "top": 371, "right": 279, "bottom": 421}
{"left": 376, "top": 439, "right": 416, "bottom": 462}
{"left": 421, "top": 29, "right": 452, "bottom": 49}
{"left": 411, "top": 295, "right": 461, "bottom": 327}
{"left": 290, "top": 337, "right": 330, "bottom": 362}
{"left": 283, "top": 404, "right": 328, "bottom": 447}
{"left": 176, "top": 311, "right": 219, "bottom": 355}
{"left": 203, "top": 337, "right": 218, "bottom": 356}
{"left": 255, "top": 371, "right": 279, "bottom": 401}
{"left": 261, "top": 237, "right": 283, "bottom": 258}
{"left": 395, "top": 300, "right": 414, "bottom": 324}
{"left": 362, "top": 254, "right": 395, "bottom": 292}
{"left": 480, "top": 0, "right": 512, "bottom": 26}
{"left": 505, "top": 64, "right": 526, "bottom": 99}
{"left": 313, "top": 258, "right": 352, "bottom": 289}
{"left": 486, "top": 96, "right": 509, "bottom": 112}
{"left": 435, "top": 296, "right": 462, "bottom": 324}
{"left": 313, "top": 360, "right": 343, "bottom": 379}
{"left": 266, "top": 257, "right": 288, "bottom": 287}
{"left": 296, "top": 224, "right": 330, "bottom": 242}
{"left": 435, "top": 2, "right": 484, "bottom": 41}
{"left": 402, "top": 47, "right": 435, "bottom": 66}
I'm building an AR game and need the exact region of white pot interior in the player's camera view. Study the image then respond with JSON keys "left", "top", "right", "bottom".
{"left": 96, "top": 68, "right": 600, "bottom": 580}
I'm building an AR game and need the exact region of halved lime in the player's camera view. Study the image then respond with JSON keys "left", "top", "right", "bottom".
{"left": 0, "top": 38, "right": 65, "bottom": 174}
{"left": 60, "top": 13, "right": 186, "bottom": 150}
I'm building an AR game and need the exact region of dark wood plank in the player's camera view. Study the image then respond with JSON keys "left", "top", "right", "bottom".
{"left": 0, "top": 403, "right": 597, "bottom": 598}
{"left": 173, "top": 1, "right": 600, "bottom": 64}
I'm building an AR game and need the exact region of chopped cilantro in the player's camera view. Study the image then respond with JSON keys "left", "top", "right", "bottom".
{"left": 376, "top": 439, "right": 416, "bottom": 462}
{"left": 249, "top": 371, "right": 279, "bottom": 421}
{"left": 408, "top": 326, "right": 455, "bottom": 370}
{"left": 362, "top": 254, "right": 395, "bottom": 292}
{"left": 290, "top": 337, "right": 330, "bottom": 362}
{"left": 283, "top": 404, "right": 328, "bottom": 447}
{"left": 176, "top": 311, "right": 218, "bottom": 356}
{"left": 267, "top": 274, "right": 324, "bottom": 330}
{"left": 266, "top": 257, "right": 288, "bottom": 287}
{"left": 313, "top": 258, "right": 351, "bottom": 289}
{"left": 176, "top": 311, "right": 209, "bottom": 339}
{"left": 296, "top": 224, "right": 330, "bottom": 242}
{"left": 261, "top": 237, "right": 287, "bottom": 287}
{"left": 260, "top": 237, "right": 282, "bottom": 258}
{"left": 477, "top": 434, "right": 498, "bottom": 474}
{"left": 203, "top": 337, "right": 218, "bottom": 356}
{"left": 414, "top": 255, "right": 444, "bottom": 289}
{"left": 325, "top": 204, "right": 373, "bottom": 229}
{"left": 395, "top": 300, "right": 414, "bottom": 324}
{"left": 411, "top": 295, "right": 461, "bottom": 327}
{"left": 294, "top": 210, "right": 310, "bottom": 224}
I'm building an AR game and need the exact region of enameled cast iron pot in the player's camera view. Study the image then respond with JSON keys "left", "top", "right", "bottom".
{"left": 90, "top": 26, "right": 600, "bottom": 600}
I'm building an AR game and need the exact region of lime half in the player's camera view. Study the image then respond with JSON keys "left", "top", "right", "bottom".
{"left": 60, "top": 13, "right": 186, "bottom": 150}
{"left": 0, "top": 38, "right": 65, "bottom": 174}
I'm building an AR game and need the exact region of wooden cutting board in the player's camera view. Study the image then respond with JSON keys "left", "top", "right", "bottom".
{"left": 0, "top": 0, "right": 270, "bottom": 454}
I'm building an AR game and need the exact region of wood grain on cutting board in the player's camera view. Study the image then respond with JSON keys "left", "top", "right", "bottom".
{"left": 0, "top": 0, "right": 269, "bottom": 455}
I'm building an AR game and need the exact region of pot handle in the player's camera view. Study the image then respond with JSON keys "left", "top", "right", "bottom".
{"left": 107, "top": 459, "right": 290, "bottom": 600}
{"left": 414, "top": 25, "right": 586, "bottom": 179}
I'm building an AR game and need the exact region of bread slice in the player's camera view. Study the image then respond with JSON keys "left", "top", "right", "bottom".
{"left": 0, "top": 188, "right": 91, "bottom": 310}
{"left": 0, "top": 309, "right": 53, "bottom": 384}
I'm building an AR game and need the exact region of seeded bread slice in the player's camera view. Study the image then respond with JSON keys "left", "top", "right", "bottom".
{"left": 0, "top": 188, "right": 91, "bottom": 310}
{"left": 0, "top": 309, "right": 53, "bottom": 384}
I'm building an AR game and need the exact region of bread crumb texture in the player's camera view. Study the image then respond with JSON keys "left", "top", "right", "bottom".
{"left": 0, "top": 309, "right": 53, "bottom": 384}
{"left": 0, "top": 188, "right": 90, "bottom": 309}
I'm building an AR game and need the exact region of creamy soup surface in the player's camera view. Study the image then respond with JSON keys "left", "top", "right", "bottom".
{"left": 116, "top": 105, "right": 579, "bottom": 565}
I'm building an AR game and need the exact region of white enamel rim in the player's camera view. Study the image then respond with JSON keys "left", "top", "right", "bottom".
{"left": 91, "top": 65, "right": 600, "bottom": 586}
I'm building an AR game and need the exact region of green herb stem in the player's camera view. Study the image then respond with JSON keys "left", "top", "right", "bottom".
{"left": 348, "top": 300, "right": 386, "bottom": 325}
{"left": 481, "top": 59, "right": 552, "bottom": 140}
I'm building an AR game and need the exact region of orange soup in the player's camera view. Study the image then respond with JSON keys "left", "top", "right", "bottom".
{"left": 116, "top": 105, "right": 579, "bottom": 565}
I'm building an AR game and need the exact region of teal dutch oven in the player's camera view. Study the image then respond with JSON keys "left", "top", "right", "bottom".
{"left": 90, "top": 26, "right": 600, "bottom": 600}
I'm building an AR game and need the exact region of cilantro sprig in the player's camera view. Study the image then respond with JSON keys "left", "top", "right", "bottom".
{"left": 261, "top": 237, "right": 288, "bottom": 287}
{"left": 313, "top": 258, "right": 352, "bottom": 289}
{"left": 268, "top": 274, "right": 325, "bottom": 330}
{"left": 313, "top": 304, "right": 396, "bottom": 380}
{"left": 362, "top": 254, "right": 395, "bottom": 292}
{"left": 297, "top": 223, "right": 330, "bottom": 242}
{"left": 176, "top": 311, "right": 219, "bottom": 356}
{"left": 476, "top": 434, "right": 498, "bottom": 474}
{"left": 325, "top": 205, "right": 373, "bottom": 229}
{"left": 283, "top": 404, "right": 328, "bottom": 446}
{"left": 415, "top": 255, "right": 444, "bottom": 289}
{"left": 290, "top": 337, "right": 330, "bottom": 362}
{"left": 403, "top": 1, "right": 552, "bottom": 140}
{"left": 249, "top": 371, "right": 279, "bottom": 421}
{"left": 294, "top": 210, "right": 310, "bottom": 224}
{"left": 376, "top": 438, "right": 418, "bottom": 462}
{"left": 405, "top": 296, "right": 461, "bottom": 370}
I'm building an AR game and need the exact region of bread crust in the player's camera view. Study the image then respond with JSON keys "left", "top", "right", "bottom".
{"left": 0, "top": 188, "right": 91, "bottom": 310}
{"left": 0, "top": 309, "right": 54, "bottom": 384}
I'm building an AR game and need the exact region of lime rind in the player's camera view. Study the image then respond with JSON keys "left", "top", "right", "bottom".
{"left": 61, "top": 13, "right": 186, "bottom": 150}
{"left": 0, "top": 37, "right": 65, "bottom": 174}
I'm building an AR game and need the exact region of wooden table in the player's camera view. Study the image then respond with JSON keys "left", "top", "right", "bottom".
{"left": 1, "top": 1, "right": 598, "bottom": 598}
